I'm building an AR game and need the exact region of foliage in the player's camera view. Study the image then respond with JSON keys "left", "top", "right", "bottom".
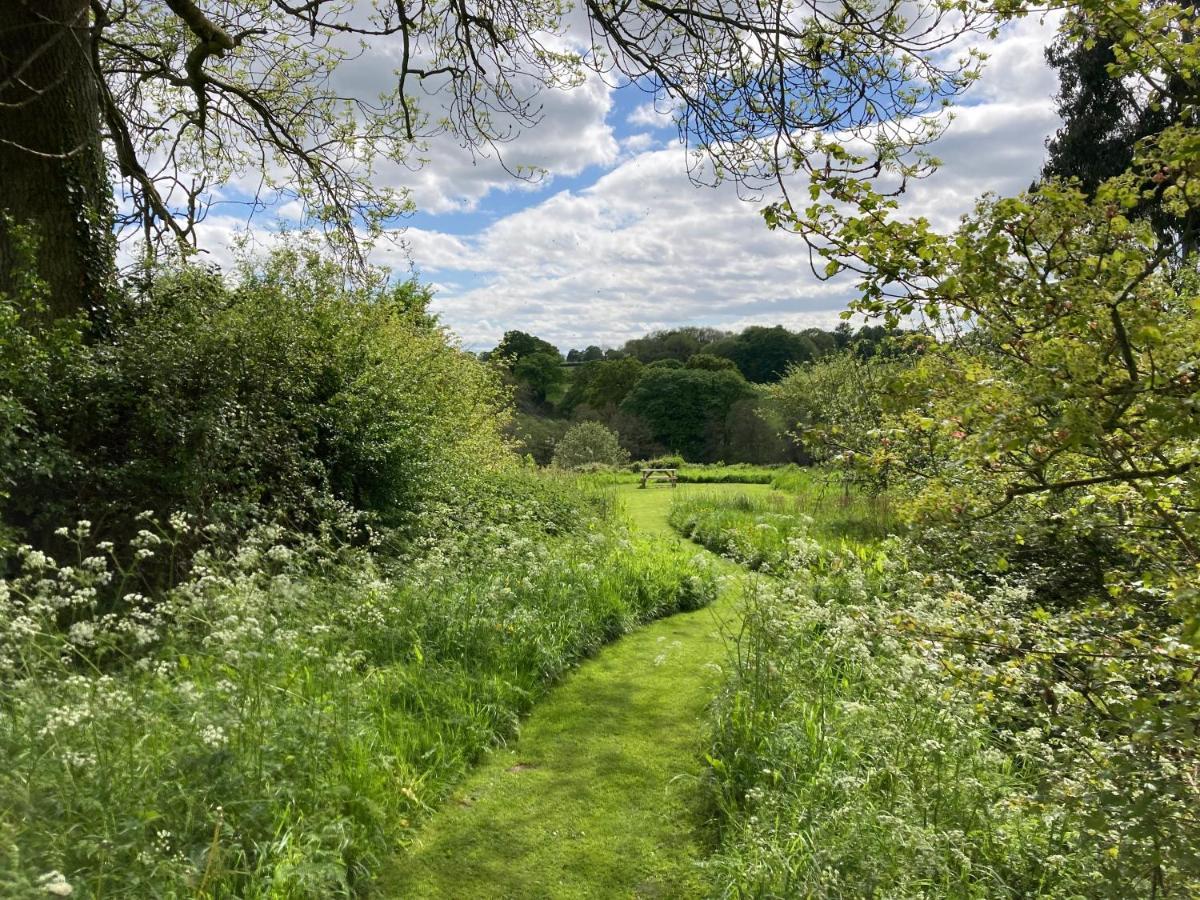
{"left": 560, "top": 356, "right": 645, "bottom": 414}
{"left": 505, "top": 412, "right": 571, "bottom": 466}
{"left": 702, "top": 526, "right": 1089, "bottom": 897}
{"left": 621, "top": 367, "right": 757, "bottom": 462}
{"left": 762, "top": 8, "right": 1200, "bottom": 882}
{"left": 710, "top": 325, "right": 820, "bottom": 383}
{"left": 769, "top": 349, "right": 912, "bottom": 480}
{"left": 0, "top": 473, "right": 716, "bottom": 897}
{"left": 0, "top": 265, "right": 86, "bottom": 556}
{"left": 512, "top": 351, "right": 565, "bottom": 404}
{"left": 684, "top": 353, "right": 738, "bottom": 372}
{"left": 1042, "top": 11, "right": 1176, "bottom": 197}
{"left": 493, "top": 330, "right": 560, "bottom": 365}
{"left": 622, "top": 327, "right": 728, "bottom": 363}
{"left": 3, "top": 248, "right": 510, "bottom": 561}
{"left": 552, "top": 422, "right": 630, "bottom": 471}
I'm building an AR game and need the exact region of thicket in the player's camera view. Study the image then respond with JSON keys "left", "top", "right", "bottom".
{"left": 690, "top": 497, "right": 1087, "bottom": 895}
{"left": 1, "top": 246, "right": 510, "bottom": 568}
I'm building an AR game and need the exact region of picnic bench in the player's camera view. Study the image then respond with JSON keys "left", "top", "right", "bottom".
{"left": 639, "top": 467, "right": 678, "bottom": 489}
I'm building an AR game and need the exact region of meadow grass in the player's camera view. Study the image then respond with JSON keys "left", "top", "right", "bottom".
{"left": 676, "top": 487, "right": 1090, "bottom": 897}
{"left": 0, "top": 475, "right": 715, "bottom": 897}
{"left": 668, "top": 475, "right": 891, "bottom": 571}
{"left": 377, "top": 483, "right": 767, "bottom": 899}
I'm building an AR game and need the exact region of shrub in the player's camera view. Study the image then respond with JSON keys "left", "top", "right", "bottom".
{"left": 644, "top": 454, "right": 686, "bottom": 470}
{"left": 551, "top": 422, "right": 629, "bottom": 470}
{"left": 3, "top": 246, "right": 510, "bottom": 561}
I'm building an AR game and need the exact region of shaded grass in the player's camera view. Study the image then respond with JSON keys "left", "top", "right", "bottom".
{"left": 378, "top": 483, "right": 768, "bottom": 899}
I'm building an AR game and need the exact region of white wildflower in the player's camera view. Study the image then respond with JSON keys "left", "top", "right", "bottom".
{"left": 201, "top": 724, "right": 227, "bottom": 749}
{"left": 37, "top": 871, "right": 73, "bottom": 896}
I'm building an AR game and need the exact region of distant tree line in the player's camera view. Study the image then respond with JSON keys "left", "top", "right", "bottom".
{"left": 486, "top": 323, "right": 903, "bottom": 465}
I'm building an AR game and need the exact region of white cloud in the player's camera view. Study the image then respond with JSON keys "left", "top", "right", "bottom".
{"left": 619, "top": 132, "right": 658, "bottom": 154}
{"left": 379, "top": 70, "right": 620, "bottom": 214}
{"left": 178, "top": 16, "right": 1064, "bottom": 353}
{"left": 411, "top": 18, "right": 1063, "bottom": 350}
{"left": 626, "top": 100, "right": 674, "bottom": 129}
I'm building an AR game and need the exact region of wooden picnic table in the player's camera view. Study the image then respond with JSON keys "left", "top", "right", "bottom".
{"left": 639, "top": 468, "right": 678, "bottom": 489}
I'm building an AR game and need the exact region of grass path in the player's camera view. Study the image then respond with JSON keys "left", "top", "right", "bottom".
{"left": 376, "top": 483, "right": 768, "bottom": 899}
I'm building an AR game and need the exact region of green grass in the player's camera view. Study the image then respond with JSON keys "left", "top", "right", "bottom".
{"left": 377, "top": 483, "right": 769, "bottom": 899}
{"left": 669, "top": 481, "right": 892, "bottom": 572}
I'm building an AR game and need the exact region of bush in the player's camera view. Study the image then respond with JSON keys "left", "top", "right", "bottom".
{"left": 705, "top": 545, "right": 1077, "bottom": 897}
{"left": 3, "top": 246, "right": 511, "bottom": 562}
{"left": 551, "top": 421, "right": 629, "bottom": 470}
{"left": 643, "top": 454, "right": 686, "bottom": 470}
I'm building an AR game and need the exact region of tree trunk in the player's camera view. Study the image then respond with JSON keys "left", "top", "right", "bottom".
{"left": 0, "top": 0, "right": 112, "bottom": 323}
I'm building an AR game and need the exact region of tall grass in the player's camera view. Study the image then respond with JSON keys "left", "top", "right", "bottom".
{"left": 668, "top": 480, "right": 891, "bottom": 571}
{"left": 0, "top": 477, "right": 715, "bottom": 897}
{"left": 679, "top": 490, "right": 1094, "bottom": 896}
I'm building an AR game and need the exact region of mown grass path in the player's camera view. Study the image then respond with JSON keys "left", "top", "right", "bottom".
{"left": 377, "top": 483, "right": 769, "bottom": 899}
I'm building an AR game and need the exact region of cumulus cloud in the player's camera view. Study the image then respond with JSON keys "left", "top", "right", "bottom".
{"left": 410, "top": 18, "right": 1063, "bottom": 350}
{"left": 626, "top": 100, "right": 674, "bottom": 129}
{"left": 179, "top": 15, "right": 1064, "bottom": 353}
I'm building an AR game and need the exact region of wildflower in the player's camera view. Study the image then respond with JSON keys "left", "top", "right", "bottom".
{"left": 67, "top": 621, "right": 96, "bottom": 646}
{"left": 22, "top": 549, "right": 53, "bottom": 571}
{"left": 201, "top": 724, "right": 227, "bottom": 749}
{"left": 37, "top": 871, "right": 73, "bottom": 896}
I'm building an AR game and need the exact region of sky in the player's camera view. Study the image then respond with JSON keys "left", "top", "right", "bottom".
{"left": 195, "top": 13, "right": 1064, "bottom": 353}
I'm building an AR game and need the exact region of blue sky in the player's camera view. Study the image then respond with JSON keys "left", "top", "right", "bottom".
{"left": 195, "top": 15, "right": 1063, "bottom": 353}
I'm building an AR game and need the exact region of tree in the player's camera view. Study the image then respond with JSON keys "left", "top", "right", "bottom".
{"left": 1043, "top": 4, "right": 1197, "bottom": 253}
{"left": 711, "top": 326, "right": 819, "bottom": 382}
{"left": 560, "top": 356, "right": 644, "bottom": 415}
{"left": 768, "top": 348, "right": 911, "bottom": 480}
{"left": 0, "top": 1, "right": 113, "bottom": 321}
{"left": 722, "top": 397, "right": 789, "bottom": 464}
{"left": 1043, "top": 23, "right": 1172, "bottom": 194}
{"left": 551, "top": 421, "right": 628, "bottom": 470}
{"left": 685, "top": 353, "right": 739, "bottom": 372}
{"left": 512, "top": 351, "right": 564, "bottom": 404}
{"left": 580, "top": 345, "right": 604, "bottom": 362}
{"left": 621, "top": 367, "right": 755, "bottom": 461}
{"left": 772, "top": 4, "right": 1200, "bottom": 881}
{"left": 493, "top": 331, "right": 559, "bottom": 365}
{"left": 1, "top": 0, "right": 989, "bottom": 321}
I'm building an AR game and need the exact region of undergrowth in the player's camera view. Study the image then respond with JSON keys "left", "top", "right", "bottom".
{"left": 0, "top": 474, "right": 715, "bottom": 897}
{"left": 679, "top": 489, "right": 1163, "bottom": 896}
